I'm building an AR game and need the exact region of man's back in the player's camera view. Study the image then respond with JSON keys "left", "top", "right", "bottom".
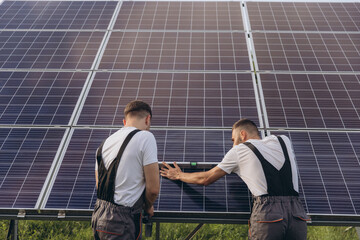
{"left": 218, "top": 135, "right": 299, "bottom": 197}
{"left": 96, "top": 126, "right": 158, "bottom": 207}
{"left": 92, "top": 100, "right": 159, "bottom": 240}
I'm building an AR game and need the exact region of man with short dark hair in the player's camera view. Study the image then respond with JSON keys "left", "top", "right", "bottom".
{"left": 92, "top": 100, "right": 159, "bottom": 240}
{"left": 161, "top": 118, "right": 309, "bottom": 240}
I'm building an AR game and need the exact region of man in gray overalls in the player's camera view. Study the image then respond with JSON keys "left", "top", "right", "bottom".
{"left": 92, "top": 100, "right": 159, "bottom": 240}
{"left": 161, "top": 118, "right": 310, "bottom": 240}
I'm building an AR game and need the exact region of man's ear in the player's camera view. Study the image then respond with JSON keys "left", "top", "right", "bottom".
{"left": 145, "top": 115, "right": 151, "bottom": 125}
{"left": 123, "top": 118, "right": 126, "bottom": 126}
{"left": 240, "top": 129, "right": 247, "bottom": 142}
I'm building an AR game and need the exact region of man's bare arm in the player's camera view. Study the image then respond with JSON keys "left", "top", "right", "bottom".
{"left": 144, "top": 162, "right": 160, "bottom": 217}
{"left": 160, "top": 162, "right": 227, "bottom": 186}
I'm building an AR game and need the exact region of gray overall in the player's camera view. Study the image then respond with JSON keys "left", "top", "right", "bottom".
{"left": 244, "top": 136, "right": 310, "bottom": 240}
{"left": 91, "top": 129, "right": 144, "bottom": 240}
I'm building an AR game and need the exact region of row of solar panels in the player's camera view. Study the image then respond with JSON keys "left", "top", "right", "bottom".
{"left": 1, "top": 71, "right": 359, "bottom": 129}
{"left": 1, "top": 127, "right": 359, "bottom": 217}
{"left": 1, "top": 1, "right": 359, "bottom": 31}
{"left": 0, "top": 0, "right": 359, "bottom": 222}
{"left": 0, "top": 2, "right": 359, "bottom": 71}
{"left": 1, "top": 32, "right": 359, "bottom": 71}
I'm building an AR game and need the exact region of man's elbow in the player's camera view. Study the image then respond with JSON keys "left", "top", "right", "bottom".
{"left": 151, "top": 188, "right": 160, "bottom": 197}
{"left": 147, "top": 186, "right": 160, "bottom": 197}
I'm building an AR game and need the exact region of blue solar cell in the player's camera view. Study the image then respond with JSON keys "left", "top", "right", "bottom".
{"left": 182, "top": 172, "right": 206, "bottom": 211}
{"left": 156, "top": 178, "right": 182, "bottom": 211}
{"left": 260, "top": 73, "right": 360, "bottom": 129}
{"left": 204, "top": 176, "right": 227, "bottom": 212}
{"left": 0, "top": 1, "right": 117, "bottom": 30}
{"left": 77, "top": 72, "right": 260, "bottom": 128}
{"left": 226, "top": 173, "right": 251, "bottom": 213}
{"left": 0, "top": 31, "right": 104, "bottom": 70}
{"left": 0, "top": 71, "right": 89, "bottom": 125}
{"left": 0, "top": 128, "right": 65, "bottom": 209}
{"left": 44, "top": 128, "right": 232, "bottom": 210}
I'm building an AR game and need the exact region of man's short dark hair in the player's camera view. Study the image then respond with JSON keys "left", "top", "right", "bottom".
{"left": 232, "top": 118, "right": 259, "bottom": 136}
{"left": 124, "top": 100, "right": 152, "bottom": 119}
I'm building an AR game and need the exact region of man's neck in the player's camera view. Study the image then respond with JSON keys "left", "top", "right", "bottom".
{"left": 125, "top": 123, "right": 140, "bottom": 129}
{"left": 246, "top": 135, "right": 261, "bottom": 141}
{"left": 124, "top": 119, "right": 145, "bottom": 130}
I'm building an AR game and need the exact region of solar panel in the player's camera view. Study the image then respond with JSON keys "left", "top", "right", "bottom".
{"left": 270, "top": 130, "right": 360, "bottom": 215}
{"left": 44, "top": 128, "right": 234, "bottom": 210}
{"left": 98, "top": 31, "right": 250, "bottom": 71}
{"left": 0, "top": 71, "right": 89, "bottom": 125}
{"left": 76, "top": 72, "right": 260, "bottom": 127}
{"left": 253, "top": 32, "right": 360, "bottom": 72}
{"left": 0, "top": 31, "right": 104, "bottom": 69}
{"left": 114, "top": 1, "right": 244, "bottom": 31}
{"left": 247, "top": 2, "right": 360, "bottom": 32}
{"left": 0, "top": 1, "right": 117, "bottom": 30}
{"left": 157, "top": 171, "right": 251, "bottom": 213}
{"left": 0, "top": 127, "right": 65, "bottom": 209}
{"left": 259, "top": 73, "right": 360, "bottom": 129}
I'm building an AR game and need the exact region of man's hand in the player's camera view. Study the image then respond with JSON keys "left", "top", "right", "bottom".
{"left": 145, "top": 205, "right": 154, "bottom": 218}
{"left": 160, "top": 162, "right": 182, "bottom": 180}
{"left": 161, "top": 162, "right": 227, "bottom": 186}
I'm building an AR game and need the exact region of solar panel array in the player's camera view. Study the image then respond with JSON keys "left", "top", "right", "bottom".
{"left": 0, "top": 0, "right": 115, "bottom": 211}
{"left": 0, "top": 0, "right": 359, "bottom": 223}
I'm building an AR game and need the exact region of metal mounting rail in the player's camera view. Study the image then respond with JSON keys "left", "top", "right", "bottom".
{"left": 159, "top": 162, "right": 219, "bottom": 170}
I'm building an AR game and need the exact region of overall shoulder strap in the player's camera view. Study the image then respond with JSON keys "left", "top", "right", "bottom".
{"left": 243, "top": 142, "right": 278, "bottom": 172}
{"left": 244, "top": 138, "right": 299, "bottom": 196}
{"left": 243, "top": 141, "right": 280, "bottom": 196}
{"left": 277, "top": 136, "right": 290, "bottom": 164}
{"left": 112, "top": 129, "right": 141, "bottom": 170}
{"left": 97, "top": 129, "right": 141, "bottom": 203}
{"left": 277, "top": 136, "right": 299, "bottom": 196}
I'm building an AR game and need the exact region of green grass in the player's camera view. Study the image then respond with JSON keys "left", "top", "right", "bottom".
{"left": 0, "top": 220, "right": 358, "bottom": 239}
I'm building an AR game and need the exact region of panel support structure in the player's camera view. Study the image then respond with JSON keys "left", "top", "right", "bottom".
{"left": 156, "top": 222, "right": 160, "bottom": 240}
{"left": 7, "top": 220, "right": 18, "bottom": 240}
{"left": 184, "top": 223, "right": 204, "bottom": 240}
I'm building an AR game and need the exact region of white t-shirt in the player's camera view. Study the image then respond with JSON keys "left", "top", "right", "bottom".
{"left": 95, "top": 127, "right": 158, "bottom": 207}
{"left": 217, "top": 135, "right": 299, "bottom": 197}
